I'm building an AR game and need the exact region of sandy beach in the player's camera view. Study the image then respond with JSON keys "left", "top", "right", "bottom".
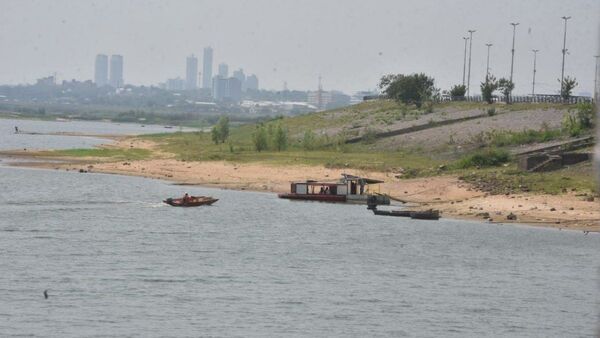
{"left": 3, "top": 136, "right": 598, "bottom": 233}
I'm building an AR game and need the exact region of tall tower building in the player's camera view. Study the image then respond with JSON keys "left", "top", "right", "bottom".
{"left": 202, "top": 47, "right": 213, "bottom": 89}
{"left": 186, "top": 55, "right": 198, "bottom": 90}
{"left": 109, "top": 55, "right": 124, "bottom": 88}
{"left": 246, "top": 74, "right": 259, "bottom": 91}
{"left": 233, "top": 68, "right": 246, "bottom": 91}
{"left": 218, "top": 63, "right": 229, "bottom": 78}
{"left": 94, "top": 54, "right": 108, "bottom": 87}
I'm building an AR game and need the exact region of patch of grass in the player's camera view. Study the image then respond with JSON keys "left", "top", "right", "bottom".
{"left": 454, "top": 148, "right": 510, "bottom": 169}
{"left": 142, "top": 130, "right": 441, "bottom": 171}
{"left": 486, "top": 128, "right": 563, "bottom": 147}
{"left": 46, "top": 148, "right": 151, "bottom": 160}
{"left": 459, "top": 162, "right": 597, "bottom": 195}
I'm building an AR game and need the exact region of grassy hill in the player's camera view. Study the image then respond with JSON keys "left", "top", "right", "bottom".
{"left": 138, "top": 99, "right": 596, "bottom": 194}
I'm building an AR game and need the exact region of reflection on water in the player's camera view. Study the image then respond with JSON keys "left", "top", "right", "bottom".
{"left": 0, "top": 166, "right": 599, "bottom": 337}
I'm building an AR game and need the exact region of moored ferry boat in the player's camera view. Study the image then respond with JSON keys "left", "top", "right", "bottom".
{"left": 278, "top": 174, "right": 390, "bottom": 205}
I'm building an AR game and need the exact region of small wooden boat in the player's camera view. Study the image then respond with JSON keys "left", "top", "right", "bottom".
{"left": 163, "top": 196, "right": 218, "bottom": 207}
{"left": 409, "top": 209, "right": 440, "bottom": 220}
{"left": 368, "top": 205, "right": 440, "bottom": 220}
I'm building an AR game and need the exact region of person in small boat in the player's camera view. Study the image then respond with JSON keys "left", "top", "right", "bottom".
{"left": 319, "top": 187, "right": 324, "bottom": 194}
{"left": 182, "top": 193, "right": 190, "bottom": 204}
{"left": 324, "top": 187, "right": 329, "bottom": 194}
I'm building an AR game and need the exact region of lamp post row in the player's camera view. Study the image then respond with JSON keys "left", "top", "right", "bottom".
{"left": 460, "top": 16, "right": 594, "bottom": 97}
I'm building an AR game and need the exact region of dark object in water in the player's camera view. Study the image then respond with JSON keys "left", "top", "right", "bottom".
{"left": 409, "top": 209, "right": 440, "bottom": 220}
{"left": 368, "top": 203, "right": 440, "bottom": 220}
{"left": 163, "top": 196, "right": 218, "bottom": 207}
{"left": 372, "top": 209, "right": 411, "bottom": 217}
{"left": 43, "top": 290, "right": 48, "bottom": 299}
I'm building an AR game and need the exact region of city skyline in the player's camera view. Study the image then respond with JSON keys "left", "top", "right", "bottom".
{"left": 0, "top": 1, "right": 598, "bottom": 94}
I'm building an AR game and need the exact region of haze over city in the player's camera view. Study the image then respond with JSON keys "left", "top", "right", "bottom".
{"left": 1, "top": 0, "right": 599, "bottom": 94}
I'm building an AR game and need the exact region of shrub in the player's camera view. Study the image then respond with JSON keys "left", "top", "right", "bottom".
{"left": 423, "top": 101, "right": 434, "bottom": 114}
{"left": 576, "top": 102, "right": 594, "bottom": 129}
{"left": 487, "top": 107, "right": 496, "bottom": 116}
{"left": 361, "top": 128, "right": 378, "bottom": 144}
{"left": 561, "top": 102, "right": 595, "bottom": 137}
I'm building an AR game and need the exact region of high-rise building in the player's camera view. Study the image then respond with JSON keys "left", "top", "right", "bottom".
{"left": 232, "top": 68, "right": 246, "bottom": 91}
{"left": 185, "top": 55, "right": 198, "bottom": 90}
{"left": 166, "top": 77, "right": 185, "bottom": 91}
{"left": 212, "top": 77, "right": 242, "bottom": 102}
{"left": 94, "top": 54, "right": 108, "bottom": 87}
{"left": 246, "top": 74, "right": 259, "bottom": 91}
{"left": 218, "top": 63, "right": 229, "bottom": 78}
{"left": 202, "top": 47, "right": 213, "bottom": 89}
{"left": 109, "top": 55, "right": 124, "bottom": 88}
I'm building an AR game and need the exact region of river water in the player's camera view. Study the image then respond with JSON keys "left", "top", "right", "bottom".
{"left": 0, "top": 118, "right": 191, "bottom": 151}
{"left": 0, "top": 120, "right": 599, "bottom": 337}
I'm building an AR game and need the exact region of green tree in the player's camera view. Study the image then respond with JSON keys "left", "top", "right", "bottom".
{"left": 211, "top": 116, "right": 230, "bottom": 144}
{"left": 497, "top": 78, "right": 515, "bottom": 104}
{"left": 217, "top": 116, "right": 229, "bottom": 143}
{"left": 449, "top": 84, "right": 466, "bottom": 99}
{"left": 379, "top": 73, "right": 436, "bottom": 108}
{"left": 252, "top": 124, "right": 268, "bottom": 152}
{"left": 559, "top": 76, "right": 578, "bottom": 100}
{"left": 211, "top": 126, "right": 221, "bottom": 144}
{"left": 273, "top": 124, "right": 288, "bottom": 151}
{"left": 480, "top": 75, "right": 498, "bottom": 104}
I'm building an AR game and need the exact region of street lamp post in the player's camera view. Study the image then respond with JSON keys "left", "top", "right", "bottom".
{"left": 509, "top": 22, "right": 519, "bottom": 84}
{"left": 467, "top": 29, "right": 475, "bottom": 96}
{"left": 485, "top": 43, "right": 493, "bottom": 81}
{"left": 531, "top": 49, "right": 539, "bottom": 96}
{"left": 462, "top": 37, "right": 469, "bottom": 86}
{"left": 560, "top": 16, "right": 571, "bottom": 93}
{"left": 594, "top": 55, "right": 600, "bottom": 101}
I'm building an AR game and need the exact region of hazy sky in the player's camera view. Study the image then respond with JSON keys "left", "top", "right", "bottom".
{"left": 0, "top": 0, "right": 598, "bottom": 95}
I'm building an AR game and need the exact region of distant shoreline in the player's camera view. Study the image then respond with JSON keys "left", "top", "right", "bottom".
{"left": 2, "top": 136, "right": 598, "bottom": 233}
